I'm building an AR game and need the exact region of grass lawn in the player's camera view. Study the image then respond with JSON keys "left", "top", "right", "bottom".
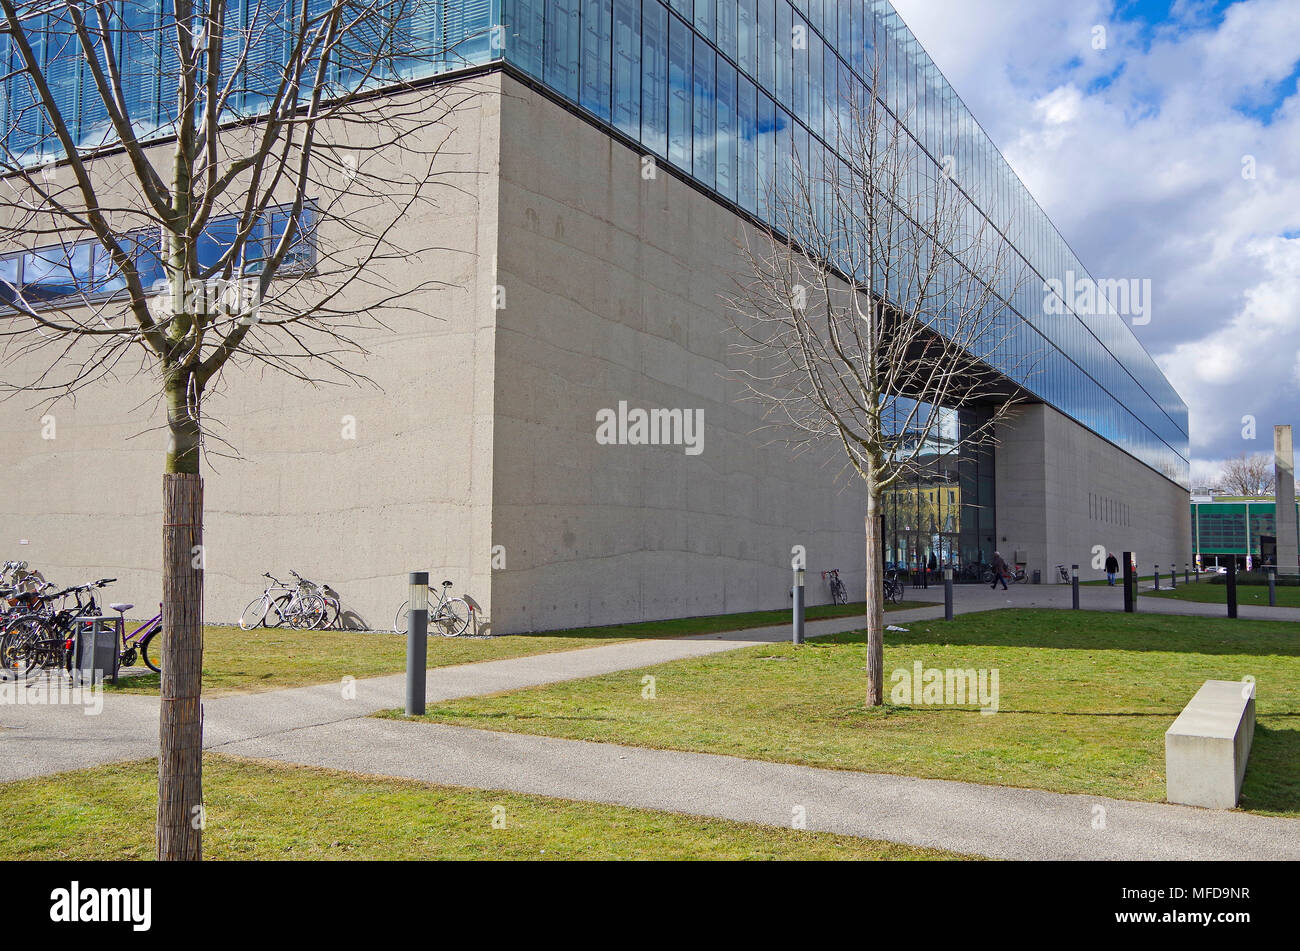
{"left": 0, "top": 754, "right": 968, "bottom": 861}
{"left": 109, "top": 601, "right": 925, "bottom": 696}
{"left": 392, "top": 609, "right": 1300, "bottom": 817}
{"left": 1143, "top": 583, "right": 1300, "bottom": 609}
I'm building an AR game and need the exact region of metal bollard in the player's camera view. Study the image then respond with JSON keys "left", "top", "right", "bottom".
{"left": 1185, "top": 563, "right": 1190, "bottom": 585}
{"left": 944, "top": 566, "right": 954, "bottom": 621}
{"left": 1170, "top": 563, "right": 1176, "bottom": 589}
{"left": 792, "top": 567, "right": 805, "bottom": 645}
{"left": 1154, "top": 565, "right": 1160, "bottom": 591}
{"left": 1123, "top": 553, "right": 1136, "bottom": 613}
{"left": 1227, "top": 561, "right": 1239, "bottom": 619}
{"left": 405, "top": 572, "right": 429, "bottom": 716}
{"left": 1071, "top": 564, "right": 1080, "bottom": 610}
{"left": 1268, "top": 566, "right": 1277, "bottom": 607}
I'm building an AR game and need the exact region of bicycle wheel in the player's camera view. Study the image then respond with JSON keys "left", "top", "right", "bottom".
{"left": 239, "top": 596, "right": 269, "bottom": 631}
{"left": 831, "top": 579, "right": 847, "bottom": 605}
{"left": 392, "top": 601, "right": 409, "bottom": 635}
{"left": 981, "top": 568, "right": 994, "bottom": 585}
{"left": 141, "top": 628, "right": 164, "bottom": 674}
{"left": 1, "top": 615, "right": 46, "bottom": 673}
{"left": 323, "top": 597, "right": 342, "bottom": 631}
{"left": 293, "top": 594, "right": 328, "bottom": 631}
{"left": 432, "top": 598, "right": 471, "bottom": 637}
{"left": 266, "top": 593, "right": 294, "bottom": 628}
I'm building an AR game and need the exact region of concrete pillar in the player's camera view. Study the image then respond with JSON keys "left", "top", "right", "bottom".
{"left": 1276, "top": 426, "right": 1299, "bottom": 576}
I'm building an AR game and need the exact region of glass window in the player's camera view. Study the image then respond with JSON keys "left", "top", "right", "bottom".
{"left": 580, "top": 0, "right": 613, "bottom": 120}
{"left": 668, "top": 13, "right": 693, "bottom": 169}
{"left": 737, "top": 0, "right": 757, "bottom": 79}
{"left": 693, "top": 0, "right": 713, "bottom": 39}
{"left": 692, "top": 36, "right": 715, "bottom": 187}
{"left": 774, "top": 0, "right": 790, "bottom": 107}
{"left": 504, "top": 0, "right": 545, "bottom": 77}
{"left": 716, "top": 56, "right": 737, "bottom": 202}
{"left": 641, "top": 0, "right": 669, "bottom": 156}
{"left": 544, "top": 0, "right": 582, "bottom": 100}
{"left": 91, "top": 245, "right": 128, "bottom": 294}
{"left": 737, "top": 73, "right": 757, "bottom": 213}
{"left": 756, "top": 0, "right": 774, "bottom": 89}
{"left": 612, "top": 0, "right": 642, "bottom": 138}
{"left": 717, "top": 0, "right": 737, "bottom": 60}
{"left": 20, "top": 244, "right": 88, "bottom": 302}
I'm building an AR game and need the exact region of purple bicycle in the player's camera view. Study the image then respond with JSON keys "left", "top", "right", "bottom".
{"left": 109, "top": 602, "right": 164, "bottom": 673}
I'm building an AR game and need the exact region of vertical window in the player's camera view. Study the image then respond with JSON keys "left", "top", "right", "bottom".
{"left": 756, "top": 91, "right": 775, "bottom": 220}
{"left": 692, "top": 36, "right": 715, "bottom": 187}
{"left": 693, "top": 0, "right": 713, "bottom": 39}
{"left": 737, "top": 74, "right": 757, "bottom": 213}
{"left": 504, "top": 0, "right": 545, "bottom": 78}
{"left": 668, "top": 13, "right": 692, "bottom": 169}
{"left": 774, "top": 0, "right": 790, "bottom": 107}
{"left": 717, "top": 0, "right": 737, "bottom": 60}
{"left": 737, "top": 0, "right": 756, "bottom": 78}
{"left": 791, "top": 12, "right": 807, "bottom": 124}
{"left": 756, "top": 0, "right": 774, "bottom": 89}
{"left": 716, "top": 56, "right": 737, "bottom": 202}
{"left": 612, "top": 0, "right": 641, "bottom": 138}
{"left": 807, "top": 30, "right": 821, "bottom": 137}
{"left": 545, "top": 0, "right": 582, "bottom": 100}
{"left": 581, "top": 0, "right": 613, "bottom": 120}
{"left": 641, "top": 0, "right": 669, "bottom": 157}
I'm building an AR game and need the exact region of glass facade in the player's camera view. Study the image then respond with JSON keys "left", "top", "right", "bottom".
{"left": 880, "top": 402, "right": 996, "bottom": 576}
{"left": 4, "top": 1, "right": 1189, "bottom": 488}
{"left": 1192, "top": 500, "right": 1300, "bottom": 561}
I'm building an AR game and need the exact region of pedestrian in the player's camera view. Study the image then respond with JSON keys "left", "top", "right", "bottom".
{"left": 1105, "top": 552, "right": 1119, "bottom": 586}
{"left": 927, "top": 551, "right": 938, "bottom": 583}
{"left": 990, "top": 551, "right": 1009, "bottom": 591}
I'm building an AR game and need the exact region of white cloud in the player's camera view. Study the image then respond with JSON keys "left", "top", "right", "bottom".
{"left": 890, "top": 0, "right": 1300, "bottom": 467}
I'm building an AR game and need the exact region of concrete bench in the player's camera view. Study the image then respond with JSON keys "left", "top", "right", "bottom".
{"left": 1165, "top": 680, "right": 1255, "bottom": 809}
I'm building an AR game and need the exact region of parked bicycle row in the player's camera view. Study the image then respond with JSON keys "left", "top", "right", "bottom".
{"left": 1, "top": 562, "right": 163, "bottom": 679}
{"left": 238, "top": 570, "right": 474, "bottom": 637}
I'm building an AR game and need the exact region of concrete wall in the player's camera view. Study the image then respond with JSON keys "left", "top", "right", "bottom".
{"left": 0, "top": 78, "right": 503, "bottom": 628}
{"left": 486, "top": 77, "right": 868, "bottom": 632}
{"left": 995, "top": 402, "right": 1192, "bottom": 583}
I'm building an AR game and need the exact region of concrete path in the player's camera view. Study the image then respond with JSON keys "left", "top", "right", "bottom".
{"left": 216, "top": 717, "right": 1300, "bottom": 861}
{"left": 0, "top": 606, "right": 944, "bottom": 783}
{"left": 5, "top": 593, "right": 1299, "bottom": 860}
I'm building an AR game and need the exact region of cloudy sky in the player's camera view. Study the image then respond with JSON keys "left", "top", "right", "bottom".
{"left": 889, "top": 0, "right": 1300, "bottom": 484}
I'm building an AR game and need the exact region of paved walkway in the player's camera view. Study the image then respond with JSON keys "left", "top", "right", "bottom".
{"left": 217, "top": 717, "right": 1300, "bottom": 861}
{"left": 4, "top": 592, "right": 1299, "bottom": 860}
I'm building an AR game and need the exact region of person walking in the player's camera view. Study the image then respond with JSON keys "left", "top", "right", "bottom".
{"left": 990, "top": 551, "right": 1009, "bottom": 591}
{"left": 1105, "top": 552, "right": 1120, "bottom": 586}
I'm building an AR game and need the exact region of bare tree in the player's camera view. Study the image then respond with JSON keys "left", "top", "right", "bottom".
{"left": 725, "top": 55, "right": 1037, "bottom": 706}
{"left": 0, "top": 0, "right": 480, "bottom": 857}
{"left": 1220, "top": 452, "right": 1276, "bottom": 498}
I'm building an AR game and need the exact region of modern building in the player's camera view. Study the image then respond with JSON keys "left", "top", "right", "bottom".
{"left": 0, "top": 1, "right": 1191, "bottom": 631}
{"left": 1191, "top": 497, "right": 1300, "bottom": 569}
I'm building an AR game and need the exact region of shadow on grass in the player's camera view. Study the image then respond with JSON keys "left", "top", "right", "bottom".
{"left": 1240, "top": 724, "right": 1300, "bottom": 815}
{"left": 817, "top": 609, "right": 1300, "bottom": 658}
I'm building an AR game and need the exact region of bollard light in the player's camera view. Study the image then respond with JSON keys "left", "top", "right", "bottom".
{"left": 792, "top": 566, "right": 805, "bottom": 645}
{"left": 405, "top": 571, "right": 430, "bottom": 716}
{"left": 1071, "top": 564, "right": 1079, "bottom": 611}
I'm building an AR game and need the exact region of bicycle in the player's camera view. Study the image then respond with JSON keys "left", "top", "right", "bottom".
{"left": 1, "top": 578, "right": 114, "bottom": 678}
{"left": 883, "top": 571, "right": 904, "bottom": 605}
{"left": 108, "top": 602, "right": 164, "bottom": 673}
{"left": 822, "top": 569, "right": 848, "bottom": 605}
{"left": 1010, "top": 564, "right": 1029, "bottom": 584}
{"left": 239, "top": 572, "right": 327, "bottom": 630}
{"left": 393, "top": 580, "right": 472, "bottom": 637}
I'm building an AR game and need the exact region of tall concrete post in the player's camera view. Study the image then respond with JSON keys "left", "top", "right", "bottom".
{"left": 1276, "top": 426, "right": 1299, "bottom": 576}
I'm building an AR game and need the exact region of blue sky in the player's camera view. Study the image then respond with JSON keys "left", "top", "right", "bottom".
{"left": 890, "top": 0, "right": 1300, "bottom": 483}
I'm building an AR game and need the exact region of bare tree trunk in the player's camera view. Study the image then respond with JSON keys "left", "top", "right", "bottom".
{"left": 157, "top": 374, "right": 204, "bottom": 861}
{"left": 865, "top": 491, "right": 885, "bottom": 706}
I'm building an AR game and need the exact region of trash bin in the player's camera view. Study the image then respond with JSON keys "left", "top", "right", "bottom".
{"left": 74, "top": 616, "right": 120, "bottom": 685}
{"left": 1032, "top": 569, "right": 1041, "bottom": 585}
